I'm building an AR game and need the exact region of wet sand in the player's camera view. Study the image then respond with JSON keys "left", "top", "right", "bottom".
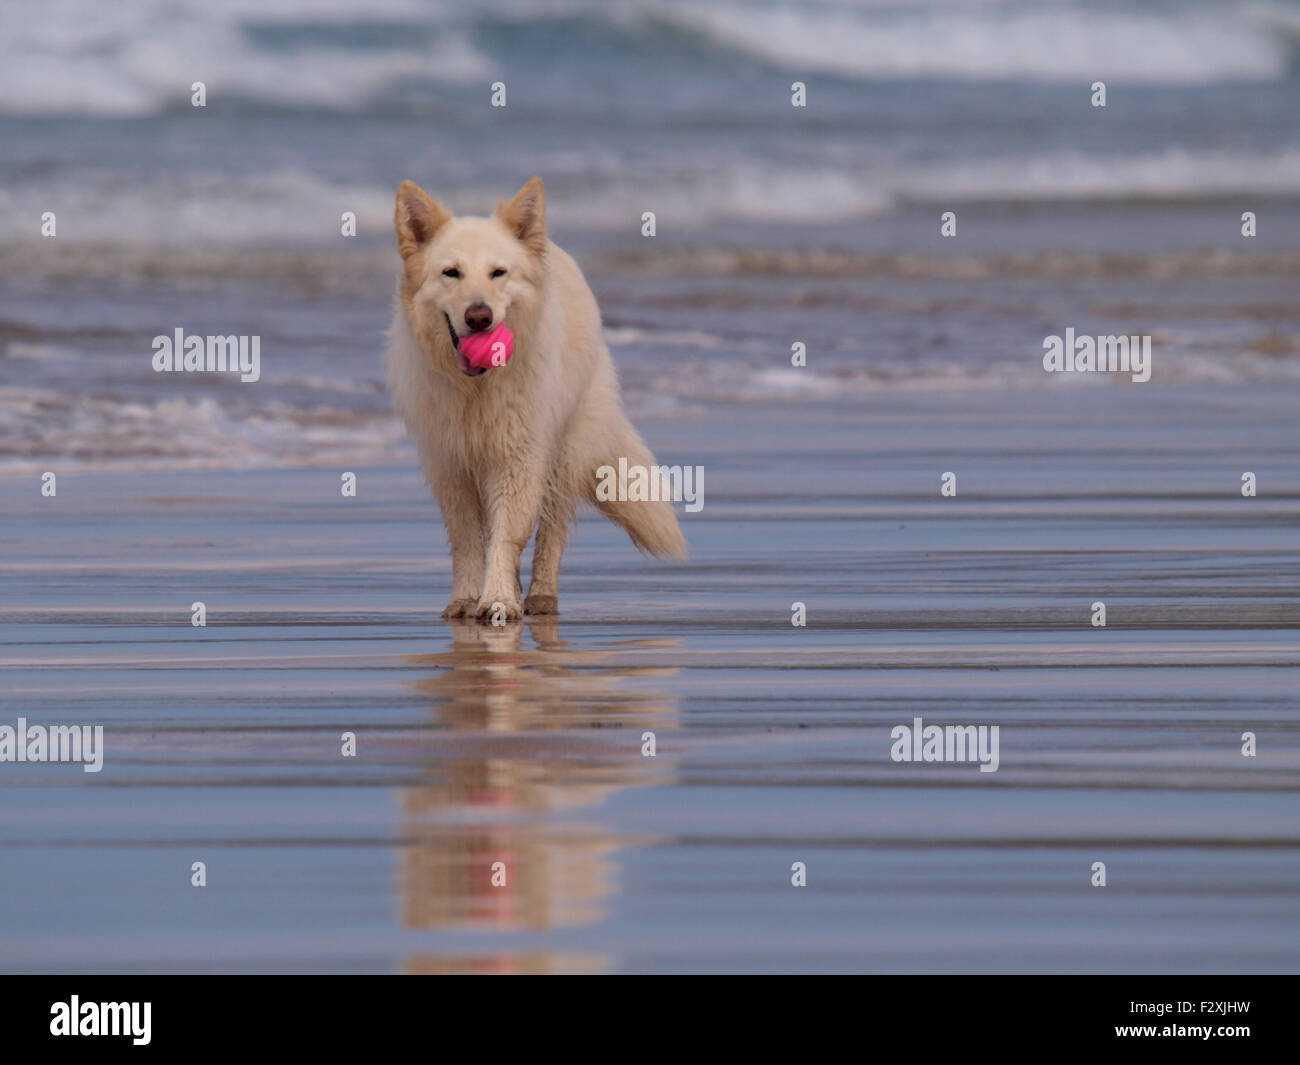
{"left": 2, "top": 385, "right": 1298, "bottom": 973}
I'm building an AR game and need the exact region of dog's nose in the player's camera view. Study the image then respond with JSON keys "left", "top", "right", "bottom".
{"left": 463, "top": 303, "right": 493, "bottom": 332}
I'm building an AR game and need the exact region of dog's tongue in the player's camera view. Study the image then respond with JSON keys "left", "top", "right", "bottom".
{"left": 455, "top": 349, "right": 485, "bottom": 376}
{"left": 458, "top": 323, "right": 515, "bottom": 373}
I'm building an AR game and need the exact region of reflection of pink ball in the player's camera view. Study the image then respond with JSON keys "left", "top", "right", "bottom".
{"left": 459, "top": 324, "right": 514, "bottom": 370}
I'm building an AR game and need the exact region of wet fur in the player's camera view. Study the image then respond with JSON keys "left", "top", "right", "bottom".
{"left": 387, "top": 177, "right": 686, "bottom": 621}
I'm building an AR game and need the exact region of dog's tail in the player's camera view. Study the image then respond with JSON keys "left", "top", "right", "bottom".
{"left": 586, "top": 421, "right": 688, "bottom": 560}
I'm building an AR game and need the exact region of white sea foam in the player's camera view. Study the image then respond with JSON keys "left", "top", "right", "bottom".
{"left": 0, "top": 0, "right": 1291, "bottom": 119}
{"left": 4, "top": 337, "right": 1297, "bottom": 474}
{"left": 3, "top": 147, "right": 1300, "bottom": 249}
{"left": 0, "top": 0, "right": 486, "bottom": 116}
{"left": 659, "top": 0, "right": 1294, "bottom": 85}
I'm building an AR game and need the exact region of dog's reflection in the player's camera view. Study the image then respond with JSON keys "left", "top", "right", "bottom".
{"left": 396, "top": 616, "right": 679, "bottom": 973}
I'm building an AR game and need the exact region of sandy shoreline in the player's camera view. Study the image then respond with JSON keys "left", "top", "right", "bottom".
{"left": 2, "top": 386, "right": 1297, "bottom": 972}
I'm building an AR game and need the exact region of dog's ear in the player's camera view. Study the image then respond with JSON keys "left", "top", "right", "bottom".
{"left": 495, "top": 176, "right": 546, "bottom": 255}
{"left": 394, "top": 181, "right": 451, "bottom": 259}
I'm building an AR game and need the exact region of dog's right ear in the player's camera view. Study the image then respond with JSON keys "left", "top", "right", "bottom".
{"left": 394, "top": 181, "right": 451, "bottom": 259}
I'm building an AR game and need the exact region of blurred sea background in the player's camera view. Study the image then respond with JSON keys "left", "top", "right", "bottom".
{"left": 1, "top": 0, "right": 1299, "bottom": 468}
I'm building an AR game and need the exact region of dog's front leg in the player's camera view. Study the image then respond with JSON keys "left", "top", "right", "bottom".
{"left": 435, "top": 472, "right": 485, "bottom": 618}
{"left": 476, "top": 459, "right": 543, "bottom": 623}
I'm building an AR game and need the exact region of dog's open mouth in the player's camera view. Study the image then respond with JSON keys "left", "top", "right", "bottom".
{"left": 445, "top": 314, "right": 487, "bottom": 377}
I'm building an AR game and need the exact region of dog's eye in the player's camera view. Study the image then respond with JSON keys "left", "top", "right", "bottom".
{"left": 442, "top": 267, "right": 460, "bottom": 278}
{"left": 490, "top": 268, "right": 507, "bottom": 279}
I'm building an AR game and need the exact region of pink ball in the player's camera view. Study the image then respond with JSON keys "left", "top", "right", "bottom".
{"left": 458, "top": 323, "right": 514, "bottom": 370}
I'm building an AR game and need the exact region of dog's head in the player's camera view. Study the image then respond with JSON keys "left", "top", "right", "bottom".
{"left": 394, "top": 177, "right": 546, "bottom": 378}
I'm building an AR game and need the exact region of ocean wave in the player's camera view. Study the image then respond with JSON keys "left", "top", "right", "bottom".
{"left": 655, "top": 0, "right": 1298, "bottom": 85}
{"left": 0, "top": 170, "right": 398, "bottom": 246}
{"left": 3, "top": 147, "right": 1300, "bottom": 252}
{"left": 0, "top": 0, "right": 1294, "bottom": 118}
{"left": 625, "top": 344, "right": 1300, "bottom": 407}
{"left": 897, "top": 147, "right": 1300, "bottom": 204}
{"left": 3, "top": 338, "right": 1299, "bottom": 475}
{"left": 596, "top": 247, "right": 1300, "bottom": 281}
{"left": 0, "top": 387, "right": 409, "bottom": 474}
{"left": 4, "top": 240, "right": 1298, "bottom": 289}
{"left": 0, "top": 0, "right": 486, "bottom": 116}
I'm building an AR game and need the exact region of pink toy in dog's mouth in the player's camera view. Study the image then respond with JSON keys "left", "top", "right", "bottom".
{"left": 445, "top": 315, "right": 514, "bottom": 377}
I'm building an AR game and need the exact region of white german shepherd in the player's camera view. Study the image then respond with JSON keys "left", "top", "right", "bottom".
{"left": 387, "top": 176, "right": 686, "bottom": 621}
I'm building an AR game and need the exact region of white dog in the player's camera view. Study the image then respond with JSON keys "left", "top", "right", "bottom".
{"left": 387, "top": 177, "right": 686, "bottom": 621}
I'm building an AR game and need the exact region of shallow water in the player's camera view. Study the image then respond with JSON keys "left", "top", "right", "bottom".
{"left": 2, "top": 393, "right": 1297, "bottom": 973}
{"left": 3, "top": 233, "right": 1299, "bottom": 474}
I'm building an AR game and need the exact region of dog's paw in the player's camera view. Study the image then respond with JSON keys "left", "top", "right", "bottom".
{"left": 524, "top": 594, "right": 558, "bottom": 616}
{"left": 475, "top": 596, "right": 523, "bottom": 624}
{"left": 441, "top": 598, "right": 478, "bottom": 619}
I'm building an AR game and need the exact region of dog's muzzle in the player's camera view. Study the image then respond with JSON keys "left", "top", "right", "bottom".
{"left": 445, "top": 313, "right": 487, "bottom": 378}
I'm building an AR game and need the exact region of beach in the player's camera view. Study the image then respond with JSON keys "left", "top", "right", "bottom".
{"left": 3, "top": 379, "right": 1299, "bottom": 973}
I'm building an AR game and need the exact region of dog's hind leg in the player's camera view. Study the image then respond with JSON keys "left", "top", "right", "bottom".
{"left": 525, "top": 502, "right": 569, "bottom": 615}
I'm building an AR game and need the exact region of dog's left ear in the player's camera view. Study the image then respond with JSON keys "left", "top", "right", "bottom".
{"left": 495, "top": 177, "right": 546, "bottom": 255}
